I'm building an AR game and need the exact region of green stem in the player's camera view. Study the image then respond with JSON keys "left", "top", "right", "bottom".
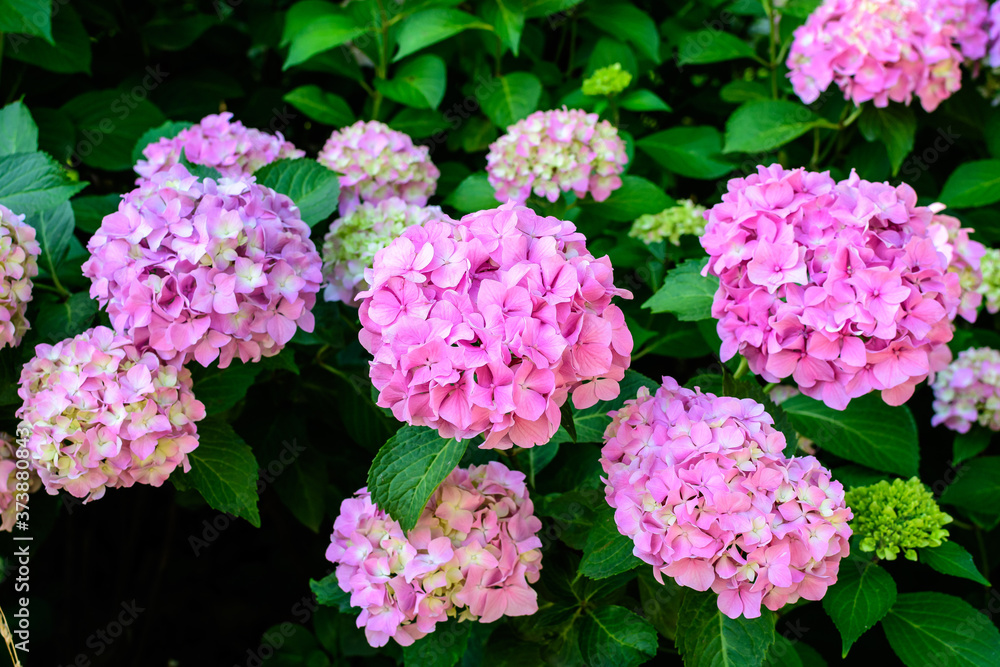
{"left": 733, "top": 356, "right": 749, "bottom": 380}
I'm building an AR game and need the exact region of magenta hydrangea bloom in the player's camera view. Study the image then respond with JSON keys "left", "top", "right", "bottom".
{"left": 15, "top": 326, "right": 207, "bottom": 502}
{"left": 931, "top": 347, "right": 1000, "bottom": 432}
{"left": 0, "top": 431, "right": 41, "bottom": 533}
{"left": 135, "top": 112, "right": 304, "bottom": 180}
{"left": 318, "top": 120, "right": 440, "bottom": 215}
{"left": 788, "top": 0, "right": 989, "bottom": 111}
{"left": 322, "top": 197, "right": 452, "bottom": 305}
{"left": 0, "top": 204, "right": 40, "bottom": 349}
{"left": 82, "top": 165, "right": 323, "bottom": 368}
{"left": 701, "top": 165, "right": 967, "bottom": 409}
{"left": 600, "top": 377, "right": 852, "bottom": 619}
{"left": 486, "top": 107, "right": 628, "bottom": 204}
{"left": 326, "top": 462, "right": 543, "bottom": 648}
{"left": 358, "top": 202, "right": 633, "bottom": 449}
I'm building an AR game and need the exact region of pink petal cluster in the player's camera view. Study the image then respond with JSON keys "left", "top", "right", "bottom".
{"left": 931, "top": 346, "right": 1000, "bottom": 431}
{"left": 322, "top": 197, "right": 452, "bottom": 306}
{"left": 15, "top": 326, "right": 207, "bottom": 502}
{"left": 485, "top": 107, "right": 628, "bottom": 205}
{"left": 317, "top": 120, "right": 439, "bottom": 215}
{"left": 0, "top": 432, "right": 41, "bottom": 533}
{"left": 359, "top": 202, "right": 633, "bottom": 449}
{"left": 701, "top": 164, "right": 966, "bottom": 409}
{"left": 135, "top": 112, "right": 304, "bottom": 180}
{"left": 82, "top": 165, "right": 322, "bottom": 369}
{"left": 325, "top": 462, "right": 543, "bottom": 648}
{"left": 600, "top": 377, "right": 852, "bottom": 619}
{"left": 787, "top": 0, "right": 989, "bottom": 111}
{"left": 0, "top": 204, "right": 40, "bottom": 349}
{"left": 928, "top": 207, "right": 986, "bottom": 322}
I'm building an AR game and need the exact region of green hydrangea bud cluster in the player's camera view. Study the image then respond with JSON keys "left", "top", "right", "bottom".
{"left": 629, "top": 199, "right": 706, "bottom": 246}
{"left": 977, "top": 247, "right": 1000, "bottom": 314}
{"left": 846, "top": 477, "right": 952, "bottom": 561}
{"left": 582, "top": 63, "right": 632, "bottom": 96}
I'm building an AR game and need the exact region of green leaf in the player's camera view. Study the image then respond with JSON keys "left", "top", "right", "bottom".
{"left": 638, "top": 126, "right": 733, "bottom": 180}
{"left": 476, "top": 71, "right": 542, "bottom": 129}
{"left": 940, "top": 457, "right": 1000, "bottom": 528}
{"left": 367, "top": 425, "right": 469, "bottom": 532}
{"left": 131, "top": 120, "right": 194, "bottom": 166}
{"left": 580, "top": 506, "right": 641, "bottom": 579}
{"left": 192, "top": 362, "right": 264, "bottom": 416}
{"left": 490, "top": 0, "right": 525, "bottom": 56}
{"left": 882, "top": 592, "right": 1000, "bottom": 667}
{"left": 186, "top": 419, "right": 261, "bottom": 527}
{"left": 583, "top": 2, "right": 660, "bottom": 64}
{"left": 283, "top": 85, "right": 355, "bottom": 127}
{"left": 71, "top": 193, "right": 120, "bottom": 234}
{"left": 0, "top": 0, "right": 52, "bottom": 42}
{"left": 61, "top": 90, "right": 167, "bottom": 171}
{"left": 283, "top": 6, "right": 367, "bottom": 69}
{"left": 394, "top": 9, "right": 492, "bottom": 62}
{"left": 27, "top": 200, "right": 74, "bottom": 265}
{"left": 445, "top": 173, "right": 500, "bottom": 213}
{"left": 780, "top": 393, "right": 919, "bottom": 477}
{"left": 402, "top": 618, "right": 471, "bottom": 667}
{"left": 822, "top": 560, "right": 896, "bottom": 657}
{"left": 573, "top": 369, "right": 658, "bottom": 443}
{"left": 920, "top": 542, "right": 990, "bottom": 586}
{"left": 677, "top": 31, "right": 759, "bottom": 66}
{"left": 30, "top": 291, "right": 97, "bottom": 343}
{"left": 6, "top": 5, "right": 90, "bottom": 74}
{"left": 579, "top": 606, "right": 658, "bottom": 667}
{"left": 939, "top": 160, "right": 1000, "bottom": 209}
{"left": 643, "top": 258, "right": 717, "bottom": 321}
{"left": 255, "top": 158, "right": 340, "bottom": 227}
{"left": 954, "top": 429, "right": 992, "bottom": 465}
{"left": 857, "top": 105, "right": 915, "bottom": 177}
{"left": 724, "top": 99, "right": 824, "bottom": 154}
{"left": 0, "top": 152, "right": 86, "bottom": 216}
{"left": 0, "top": 101, "right": 38, "bottom": 156}
{"left": 583, "top": 175, "right": 671, "bottom": 221}
{"left": 675, "top": 589, "right": 775, "bottom": 667}
{"left": 618, "top": 89, "right": 671, "bottom": 112}
{"left": 310, "top": 572, "right": 354, "bottom": 613}
{"left": 375, "top": 54, "right": 447, "bottom": 110}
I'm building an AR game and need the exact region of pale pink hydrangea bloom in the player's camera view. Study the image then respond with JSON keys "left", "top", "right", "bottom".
{"left": 325, "top": 462, "right": 543, "bottom": 648}
{"left": 0, "top": 432, "right": 41, "bottom": 532}
{"left": 931, "top": 346, "right": 1000, "bottom": 431}
{"left": 82, "top": 164, "right": 322, "bottom": 369}
{"left": 15, "top": 326, "right": 207, "bottom": 502}
{"left": 0, "top": 204, "right": 40, "bottom": 349}
{"left": 600, "top": 377, "right": 852, "bottom": 619}
{"left": 701, "top": 165, "right": 968, "bottom": 410}
{"left": 135, "top": 112, "right": 304, "bottom": 180}
{"left": 358, "top": 202, "right": 633, "bottom": 449}
{"left": 318, "top": 120, "right": 439, "bottom": 214}
{"left": 322, "top": 197, "right": 452, "bottom": 305}
{"left": 788, "top": 0, "right": 989, "bottom": 112}
{"left": 486, "top": 107, "right": 628, "bottom": 204}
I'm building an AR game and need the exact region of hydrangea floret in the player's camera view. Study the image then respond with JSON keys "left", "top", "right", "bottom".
{"left": 325, "top": 462, "right": 543, "bottom": 648}
{"left": 82, "top": 164, "right": 322, "bottom": 368}
{"left": 15, "top": 326, "right": 207, "bottom": 502}
{"left": 0, "top": 431, "right": 41, "bottom": 533}
{"left": 931, "top": 346, "right": 1000, "bottom": 431}
{"left": 485, "top": 107, "right": 628, "bottom": 205}
{"left": 582, "top": 63, "right": 633, "bottom": 96}
{"left": 317, "top": 120, "right": 440, "bottom": 215}
{"left": 629, "top": 199, "right": 706, "bottom": 246}
{"left": 135, "top": 112, "right": 304, "bottom": 180}
{"left": 701, "top": 164, "right": 967, "bottom": 410}
{"left": 846, "top": 477, "right": 951, "bottom": 560}
{"left": 600, "top": 377, "right": 852, "bottom": 619}
{"left": 359, "top": 202, "right": 633, "bottom": 449}
{"left": 322, "top": 198, "right": 451, "bottom": 305}
{"left": 0, "top": 204, "right": 40, "bottom": 349}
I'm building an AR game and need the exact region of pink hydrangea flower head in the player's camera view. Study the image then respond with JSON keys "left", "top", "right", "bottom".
{"left": 600, "top": 376, "right": 853, "bottom": 619}
{"left": 325, "top": 462, "right": 543, "bottom": 647}
{"left": 135, "top": 112, "right": 305, "bottom": 180}
{"left": 0, "top": 431, "right": 41, "bottom": 532}
{"left": 931, "top": 346, "right": 1000, "bottom": 431}
{"left": 702, "top": 165, "right": 968, "bottom": 409}
{"left": 359, "top": 202, "right": 633, "bottom": 448}
{"left": 82, "top": 164, "right": 322, "bottom": 368}
{"left": 317, "top": 120, "right": 439, "bottom": 214}
{"left": 787, "top": 0, "right": 989, "bottom": 112}
{"left": 486, "top": 107, "right": 628, "bottom": 204}
{"left": 15, "top": 326, "right": 207, "bottom": 502}
{"left": 0, "top": 204, "right": 40, "bottom": 349}
{"left": 322, "top": 198, "right": 453, "bottom": 305}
